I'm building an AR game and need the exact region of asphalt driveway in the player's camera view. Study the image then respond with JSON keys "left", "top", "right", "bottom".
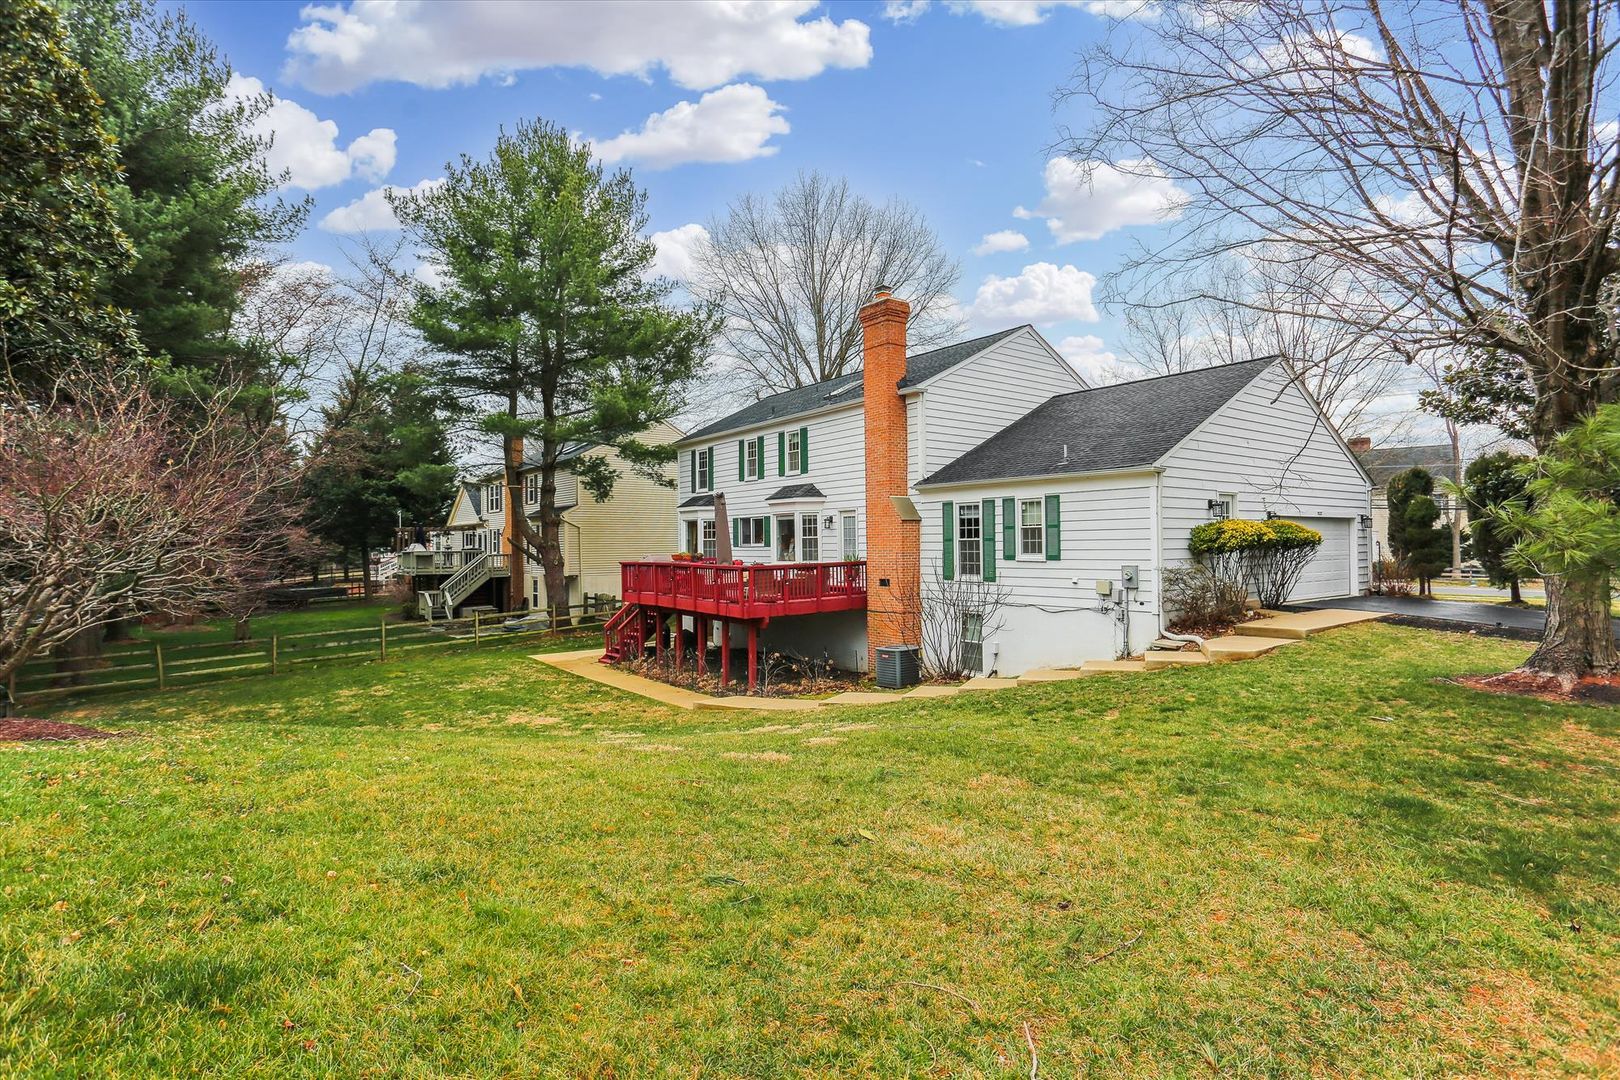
{"left": 1293, "top": 594, "right": 1620, "bottom": 643}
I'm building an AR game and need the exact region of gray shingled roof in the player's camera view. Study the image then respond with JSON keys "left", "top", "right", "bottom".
{"left": 682, "top": 327, "right": 1026, "bottom": 442}
{"left": 765, "top": 483, "right": 824, "bottom": 501}
{"left": 678, "top": 494, "right": 715, "bottom": 509}
{"left": 1355, "top": 443, "right": 1460, "bottom": 489}
{"left": 918, "top": 358, "right": 1278, "bottom": 487}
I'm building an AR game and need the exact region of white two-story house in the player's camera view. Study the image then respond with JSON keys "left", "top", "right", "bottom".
{"left": 606, "top": 287, "right": 1371, "bottom": 684}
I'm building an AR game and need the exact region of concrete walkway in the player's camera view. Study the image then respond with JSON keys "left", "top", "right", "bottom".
{"left": 533, "top": 607, "right": 1386, "bottom": 710}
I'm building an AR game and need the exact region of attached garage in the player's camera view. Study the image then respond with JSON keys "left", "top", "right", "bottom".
{"left": 1287, "top": 517, "right": 1357, "bottom": 602}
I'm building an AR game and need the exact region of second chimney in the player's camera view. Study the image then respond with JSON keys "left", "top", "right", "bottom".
{"left": 1348, "top": 435, "right": 1372, "bottom": 454}
{"left": 860, "top": 285, "right": 919, "bottom": 670}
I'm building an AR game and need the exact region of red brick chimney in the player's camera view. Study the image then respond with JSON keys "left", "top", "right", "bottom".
{"left": 1348, "top": 435, "right": 1373, "bottom": 454}
{"left": 860, "top": 285, "right": 920, "bottom": 670}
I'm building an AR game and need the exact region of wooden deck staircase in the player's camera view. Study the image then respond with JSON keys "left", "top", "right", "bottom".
{"left": 601, "top": 603, "right": 657, "bottom": 663}
{"left": 418, "top": 552, "right": 509, "bottom": 621}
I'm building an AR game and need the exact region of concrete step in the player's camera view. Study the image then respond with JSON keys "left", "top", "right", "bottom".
{"left": 1245, "top": 608, "right": 1387, "bottom": 639}
{"left": 960, "top": 676, "right": 1020, "bottom": 693}
{"left": 1143, "top": 651, "right": 1211, "bottom": 671}
{"left": 1079, "top": 659, "right": 1148, "bottom": 674}
{"left": 1017, "top": 667, "right": 1089, "bottom": 683}
{"left": 1148, "top": 636, "right": 1204, "bottom": 653}
{"left": 1204, "top": 635, "right": 1296, "bottom": 662}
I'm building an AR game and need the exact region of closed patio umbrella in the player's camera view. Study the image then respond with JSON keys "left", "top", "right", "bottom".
{"left": 713, "top": 492, "right": 733, "bottom": 562}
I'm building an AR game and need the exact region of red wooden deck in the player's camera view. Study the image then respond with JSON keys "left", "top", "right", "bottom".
{"left": 619, "top": 559, "right": 867, "bottom": 619}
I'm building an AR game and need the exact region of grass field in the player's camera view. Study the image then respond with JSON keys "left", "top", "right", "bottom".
{"left": 131, "top": 600, "right": 403, "bottom": 647}
{"left": 2, "top": 624, "right": 1616, "bottom": 1075}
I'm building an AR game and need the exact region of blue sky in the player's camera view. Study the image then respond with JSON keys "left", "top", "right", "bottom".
{"left": 177, "top": 0, "right": 1169, "bottom": 379}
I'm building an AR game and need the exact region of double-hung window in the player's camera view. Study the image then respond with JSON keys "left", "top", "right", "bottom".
{"left": 695, "top": 449, "right": 711, "bottom": 492}
{"left": 957, "top": 503, "right": 982, "bottom": 578}
{"left": 701, "top": 519, "right": 717, "bottom": 560}
{"left": 800, "top": 513, "right": 819, "bottom": 561}
{"left": 961, "top": 613, "right": 984, "bottom": 674}
{"left": 524, "top": 473, "right": 540, "bottom": 505}
{"left": 786, "top": 430, "right": 802, "bottom": 474}
{"left": 487, "top": 483, "right": 503, "bottom": 514}
{"left": 745, "top": 439, "right": 759, "bottom": 480}
{"left": 1019, "top": 499, "right": 1044, "bottom": 557}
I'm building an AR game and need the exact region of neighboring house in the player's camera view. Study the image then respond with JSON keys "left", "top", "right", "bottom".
{"left": 401, "top": 422, "right": 681, "bottom": 619}
{"left": 609, "top": 288, "right": 1372, "bottom": 683}
{"left": 1348, "top": 438, "right": 1464, "bottom": 563}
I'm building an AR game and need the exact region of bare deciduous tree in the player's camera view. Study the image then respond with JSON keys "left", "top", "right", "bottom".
{"left": 1117, "top": 254, "right": 1406, "bottom": 435}
{"left": 1063, "top": 0, "right": 1620, "bottom": 677}
{"left": 693, "top": 171, "right": 963, "bottom": 392}
{"left": 919, "top": 563, "right": 1011, "bottom": 680}
{"left": 0, "top": 371, "right": 299, "bottom": 711}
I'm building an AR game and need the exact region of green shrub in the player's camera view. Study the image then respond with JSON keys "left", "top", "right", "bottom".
{"left": 1188, "top": 518, "right": 1325, "bottom": 608}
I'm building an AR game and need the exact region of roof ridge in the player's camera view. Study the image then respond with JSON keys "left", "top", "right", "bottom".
{"left": 1037, "top": 355, "right": 1279, "bottom": 405}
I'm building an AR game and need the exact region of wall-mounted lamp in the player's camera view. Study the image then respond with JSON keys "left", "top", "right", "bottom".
{"left": 1358, "top": 514, "right": 1373, "bottom": 527}
{"left": 823, "top": 514, "right": 836, "bottom": 531}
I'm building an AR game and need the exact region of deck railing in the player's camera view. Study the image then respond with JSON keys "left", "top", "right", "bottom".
{"left": 619, "top": 560, "right": 866, "bottom": 618}
{"left": 398, "top": 549, "right": 483, "bottom": 574}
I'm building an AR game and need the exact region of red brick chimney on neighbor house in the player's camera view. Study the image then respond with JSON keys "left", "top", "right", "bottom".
{"left": 860, "top": 285, "right": 921, "bottom": 669}
{"left": 1348, "top": 435, "right": 1373, "bottom": 453}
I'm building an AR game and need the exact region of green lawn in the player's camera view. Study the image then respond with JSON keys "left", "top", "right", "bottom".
{"left": 2, "top": 625, "right": 1616, "bottom": 1075}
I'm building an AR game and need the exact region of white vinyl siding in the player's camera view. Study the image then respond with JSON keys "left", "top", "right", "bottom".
{"left": 1156, "top": 362, "right": 1372, "bottom": 596}
{"left": 912, "top": 327, "right": 1089, "bottom": 481}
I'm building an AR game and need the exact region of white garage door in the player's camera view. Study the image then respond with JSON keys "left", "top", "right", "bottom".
{"left": 1288, "top": 518, "right": 1355, "bottom": 602}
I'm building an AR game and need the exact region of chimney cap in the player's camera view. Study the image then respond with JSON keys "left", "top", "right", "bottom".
{"left": 872, "top": 283, "right": 893, "bottom": 300}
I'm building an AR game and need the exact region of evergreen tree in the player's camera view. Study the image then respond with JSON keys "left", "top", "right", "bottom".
{"left": 302, "top": 366, "right": 457, "bottom": 595}
{"left": 59, "top": 0, "right": 305, "bottom": 415}
{"left": 1401, "top": 495, "right": 1451, "bottom": 596}
{"left": 1462, "top": 451, "right": 1532, "bottom": 603}
{"left": 1385, "top": 466, "right": 1434, "bottom": 564}
{"left": 393, "top": 119, "right": 717, "bottom": 617}
{"left": 0, "top": 0, "right": 140, "bottom": 391}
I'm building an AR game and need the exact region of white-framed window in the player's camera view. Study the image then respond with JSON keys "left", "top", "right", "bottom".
{"left": 489, "top": 528, "right": 502, "bottom": 553}
{"left": 1211, "top": 493, "right": 1236, "bottom": 520}
{"left": 800, "top": 513, "right": 820, "bottom": 561}
{"left": 738, "top": 517, "right": 765, "bottom": 546}
{"left": 1019, "top": 498, "right": 1044, "bottom": 557}
{"left": 701, "top": 519, "right": 717, "bottom": 560}
{"left": 786, "top": 430, "right": 802, "bottom": 474}
{"left": 745, "top": 439, "right": 759, "bottom": 480}
{"left": 842, "top": 513, "right": 859, "bottom": 560}
{"left": 462, "top": 530, "right": 478, "bottom": 549}
{"left": 531, "top": 576, "right": 541, "bottom": 607}
{"left": 696, "top": 449, "right": 710, "bottom": 492}
{"left": 487, "top": 483, "right": 503, "bottom": 514}
{"left": 961, "top": 612, "right": 984, "bottom": 674}
{"left": 957, "top": 503, "right": 982, "bottom": 578}
{"left": 524, "top": 473, "right": 540, "bottom": 505}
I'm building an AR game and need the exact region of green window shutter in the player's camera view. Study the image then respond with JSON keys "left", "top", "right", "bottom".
{"left": 762, "top": 516, "right": 771, "bottom": 545}
{"left": 799, "top": 426, "right": 809, "bottom": 473}
{"left": 737, "top": 440, "right": 744, "bottom": 481}
{"left": 1045, "top": 494, "right": 1061, "bottom": 560}
{"left": 732, "top": 518, "right": 740, "bottom": 545}
{"left": 756, "top": 435, "right": 765, "bottom": 478}
{"left": 689, "top": 450, "right": 696, "bottom": 492}
{"left": 941, "top": 501, "right": 955, "bottom": 580}
{"left": 981, "top": 499, "right": 997, "bottom": 582}
{"left": 1002, "top": 497, "right": 1015, "bottom": 560}
{"left": 706, "top": 449, "right": 715, "bottom": 491}
{"left": 777, "top": 431, "right": 785, "bottom": 476}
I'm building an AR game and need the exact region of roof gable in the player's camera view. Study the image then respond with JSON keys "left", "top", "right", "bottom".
{"left": 680, "top": 326, "right": 1025, "bottom": 443}
{"left": 918, "top": 358, "right": 1278, "bottom": 487}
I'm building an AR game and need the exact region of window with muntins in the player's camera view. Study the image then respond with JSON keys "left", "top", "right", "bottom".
{"left": 701, "top": 519, "right": 717, "bottom": 560}
{"left": 800, "top": 513, "right": 819, "bottom": 561}
{"left": 842, "top": 514, "right": 859, "bottom": 560}
{"left": 961, "top": 612, "right": 984, "bottom": 674}
{"left": 524, "top": 473, "right": 539, "bottom": 505}
{"left": 957, "top": 504, "right": 982, "bottom": 578}
{"left": 1020, "top": 499, "right": 1044, "bottom": 557}
{"left": 745, "top": 439, "right": 759, "bottom": 479}
{"left": 696, "top": 450, "right": 710, "bottom": 492}
{"left": 487, "top": 483, "right": 503, "bottom": 513}
{"left": 786, "top": 430, "right": 801, "bottom": 474}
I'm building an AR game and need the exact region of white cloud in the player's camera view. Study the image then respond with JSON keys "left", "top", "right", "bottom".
{"left": 594, "top": 84, "right": 788, "bottom": 169}
{"left": 319, "top": 178, "right": 445, "bottom": 233}
{"left": 228, "top": 74, "right": 395, "bottom": 191}
{"left": 972, "top": 229, "right": 1030, "bottom": 256}
{"left": 1056, "top": 334, "right": 1117, "bottom": 381}
{"left": 1014, "top": 157, "right": 1188, "bottom": 243}
{"left": 948, "top": 1, "right": 1154, "bottom": 26}
{"left": 283, "top": 1, "right": 871, "bottom": 93}
{"left": 967, "top": 262, "right": 1100, "bottom": 324}
{"left": 650, "top": 223, "right": 710, "bottom": 281}
{"left": 883, "top": 0, "right": 932, "bottom": 22}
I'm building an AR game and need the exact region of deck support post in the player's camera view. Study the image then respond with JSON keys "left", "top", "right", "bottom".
{"left": 719, "top": 619, "right": 730, "bottom": 687}
{"left": 654, "top": 610, "right": 665, "bottom": 664}
{"left": 675, "top": 617, "right": 684, "bottom": 673}
{"left": 746, "top": 622, "right": 759, "bottom": 692}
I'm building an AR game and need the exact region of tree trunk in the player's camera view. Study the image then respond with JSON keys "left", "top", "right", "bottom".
{"left": 52, "top": 625, "right": 103, "bottom": 687}
{"left": 1526, "top": 575, "right": 1618, "bottom": 678}
{"left": 362, "top": 544, "right": 373, "bottom": 599}
{"left": 1509, "top": 578, "right": 1522, "bottom": 604}
{"left": 506, "top": 435, "right": 526, "bottom": 612}
{"left": 234, "top": 616, "right": 252, "bottom": 643}
{"left": 1448, "top": 424, "right": 1463, "bottom": 573}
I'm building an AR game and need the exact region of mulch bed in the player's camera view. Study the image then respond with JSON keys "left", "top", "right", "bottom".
{"left": 1454, "top": 670, "right": 1620, "bottom": 704}
{"left": 0, "top": 718, "right": 125, "bottom": 742}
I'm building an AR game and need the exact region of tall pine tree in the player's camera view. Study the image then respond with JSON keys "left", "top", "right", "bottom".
{"left": 393, "top": 119, "right": 716, "bottom": 617}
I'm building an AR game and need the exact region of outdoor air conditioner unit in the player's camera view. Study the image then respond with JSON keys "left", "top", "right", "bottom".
{"left": 875, "top": 644, "right": 921, "bottom": 689}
